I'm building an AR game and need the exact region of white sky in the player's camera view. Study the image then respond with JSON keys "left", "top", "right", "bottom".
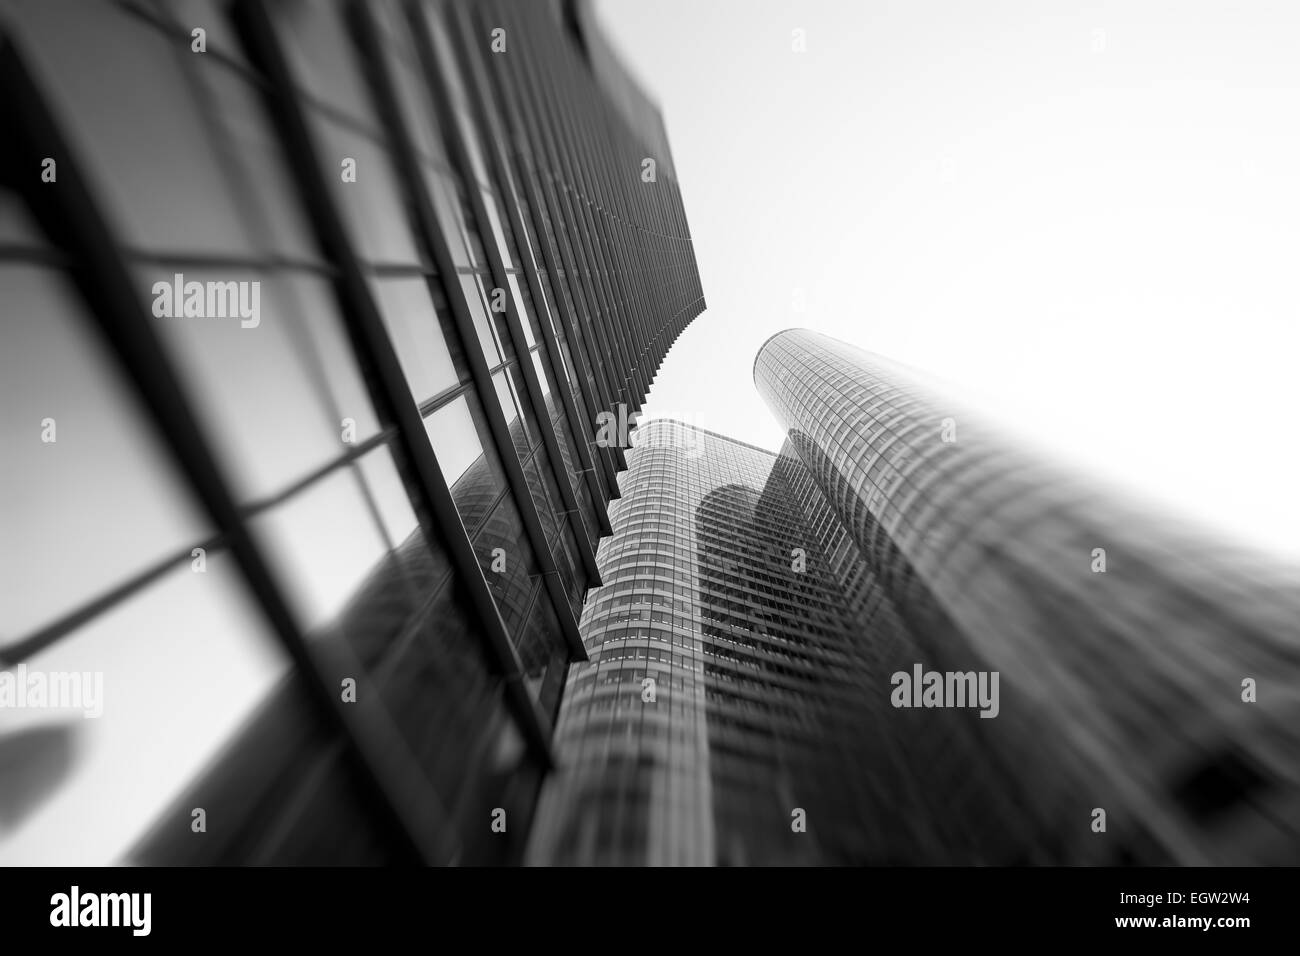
{"left": 595, "top": 0, "right": 1300, "bottom": 561}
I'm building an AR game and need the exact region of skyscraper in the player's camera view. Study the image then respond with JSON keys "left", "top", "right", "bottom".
{"left": 527, "top": 414, "right": 1073, "bottom": 865}
{"left": 0, "top": 0, "right": 702, "bottom": 865}
{"left": 529, "top": 331, "right": 1299, "bottom": 865}
{"left": 527, "top": 419, "right": 910, "bottom": 864}
{"left": 753, "top": 328, "right": 1300, "bottom": 865}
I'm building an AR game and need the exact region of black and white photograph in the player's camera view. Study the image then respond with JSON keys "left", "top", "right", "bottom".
{"left": 1, "top": 0, "right": 1296, "bottom": 940}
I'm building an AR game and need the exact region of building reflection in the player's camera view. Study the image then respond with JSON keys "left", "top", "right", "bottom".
{"left": 0, "top": 0, "right": 703, "bottom": 866}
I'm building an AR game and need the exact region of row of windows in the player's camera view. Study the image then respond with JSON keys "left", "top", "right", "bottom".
{"left": 1, "top": 0, "right": 705, "bottom": 866}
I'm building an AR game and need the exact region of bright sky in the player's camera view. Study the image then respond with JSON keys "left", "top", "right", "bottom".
{"left": 595, "top": 0, "right": 1300, "bottom": 561}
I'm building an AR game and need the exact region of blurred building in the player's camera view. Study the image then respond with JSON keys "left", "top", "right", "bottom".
{"left": 753, "top": 328, "right": 1300, "bottom": 864}
{"left": 526, "top": 420, "right": 900, "bottom": 864}
{"left": 527, "top": 417, "right": 1072, "bottom": 864}
{"left": 529, "top": 331, "right": 1299, "bottom": 866}
{"left": 0, "top": 0, "right": 703, "bottom": 865}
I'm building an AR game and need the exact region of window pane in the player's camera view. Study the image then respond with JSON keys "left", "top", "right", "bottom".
{"left": 146, "top": 269, "right": 376, "bottom": 501}
{"left": 507, "top": 365, "right": 540, "bottom": 454}
{"left": 310, "top": 116, "right": 421, "bottom": 267}
{"left": 370, "top": 276, "right": 459, "bottom": 404}
{"left": 425, "top": 394, "right": 505, "bottom": 536}
{"left": 250, "top": 466, "right": 391, "bottom": 636}
{"left": 474, "top": 495, "right": 540, "bottom": 642}
{"left": 459, "top": 273, "right": 502, "bottom": 366}
{"left": 198, "top": 63, "right": 320, "bottom": 261}
{"left": 271, "top": 0, "right": 376, "bottom": 125}
{"left": 354, "top": 444, "right": 420, "bottom": 550}
{"left": 10, "top": 1, "right": 252, "bottom": 256}
{"left": 426, "top": 171, "right": 472, "bottom": 269}
{"left": 0, "top": 560, "right": 289, "bottom": 865}
{"left": 0, "top": 265, "right": 210, "bottom": 642}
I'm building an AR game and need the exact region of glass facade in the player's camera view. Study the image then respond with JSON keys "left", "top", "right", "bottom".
{"left": 0, "top": 0, "right": 702, "bottom": 865}
{"left": 527, "top": 420, "right": 1013, "bottom": 864}
{"left": 529, "top": 331, "right": 1299, "bottom": 866}
{"left": 754, "top": 328, "right": 1300, "bottom": 865}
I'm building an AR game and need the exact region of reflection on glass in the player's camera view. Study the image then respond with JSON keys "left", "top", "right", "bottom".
{"left": 492, "top": 368, "right": 533, "bottom": 461}
{"left": 425, "top": 394, "right": 486, "bottom": 491}
{"left": 250, "top": 464, "right": 391, "bottom": 636}
{"left": 429, "top": 395, "right": 507, "bottom": 538}
{"left": 473, "top": 494, "right": 540, "bottom": 645}
{"left": 354, "top": 445, "right": 421, "bottom": 550}
{"left": 0, "top": 560, "right": 288, "bottom": 865}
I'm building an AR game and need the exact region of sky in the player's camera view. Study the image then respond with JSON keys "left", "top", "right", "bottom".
{"left": 593, "top": 0, "right": 1300, "bottom": 561}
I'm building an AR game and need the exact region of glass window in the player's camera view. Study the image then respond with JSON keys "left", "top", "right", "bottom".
{"left": 370, "top": 276, "right": 459, "bottom": 404}
{"left": 271, "top": 0, "right": 376, "bottom": 125}
{"left": 474, "top": 495, "right": 540, "bottom": 642}
{"left": 310, "top": 116, "right": 422, "bottom": 267}
{"left": 12, "top": 2, "right": 253, "bottom": 256}
{"left": 424, "top": 394, "right": 505, "bottom": 535}
{"left": 513, "top": 365, "right": 545, "bottom": 451}
{"left": 145, "top": 269, "right": 375, "bottom": 502}
{"left": 250, "top": 466, "right": 392, "bottom": 636}
{"left": 421, "top": 14, "right": 491, "bottom": 189}
{"left": 354, "top": 444, "right": 421, "bottom": 550}
{"left": 377, "top": 18, "right": 450, "bottom": 168}
{"left": 197, "top": 63, "right": 320, "bottom": 261}
{"left": 291, "top": 278, "right": 383, "bottom": 443}
{"left": 459, "top": 274, "right": 502, "bottom": 366}
{"left": 523, "top": 458, "right": 560, "bottom": 545}
{"left": 425, "top": 171, "right": 471, "bottom": 269}
{"left": 0, "top": 265, "right": 210, "bottom": 642}
{"left": 0, "top": 560, "right": 289, "bottom": 865}
{"left": 493, "top": 369, "right": 533, "bottom": 460}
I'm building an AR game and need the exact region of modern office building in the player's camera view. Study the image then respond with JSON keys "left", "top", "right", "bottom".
{"left": 525, "top": 418, "right": 1065, "bottom": 864}
{"left": 0, "top": 0, "right": 703, "bottom": 865}
{"left": 525, "top": 420, "right": 888, "bottom": 864}
{"left": 529, "top": 332, "right": 1299, "bottom": 866}
{"left": 753, "top": 328, "right": 1300, "bottom": 865}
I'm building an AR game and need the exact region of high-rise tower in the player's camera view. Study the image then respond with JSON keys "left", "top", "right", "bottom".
{"left": 0, "top": 0, "right": 703, "bottom": 865}
{"left": 754, "top": 328, "right": 1300, "bottom": 865}
{"left": 530, "top": 330, "right": 1299, "bottom": 866}
{"left": 528, "top": 420, "right": 912, "bottom": 864}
